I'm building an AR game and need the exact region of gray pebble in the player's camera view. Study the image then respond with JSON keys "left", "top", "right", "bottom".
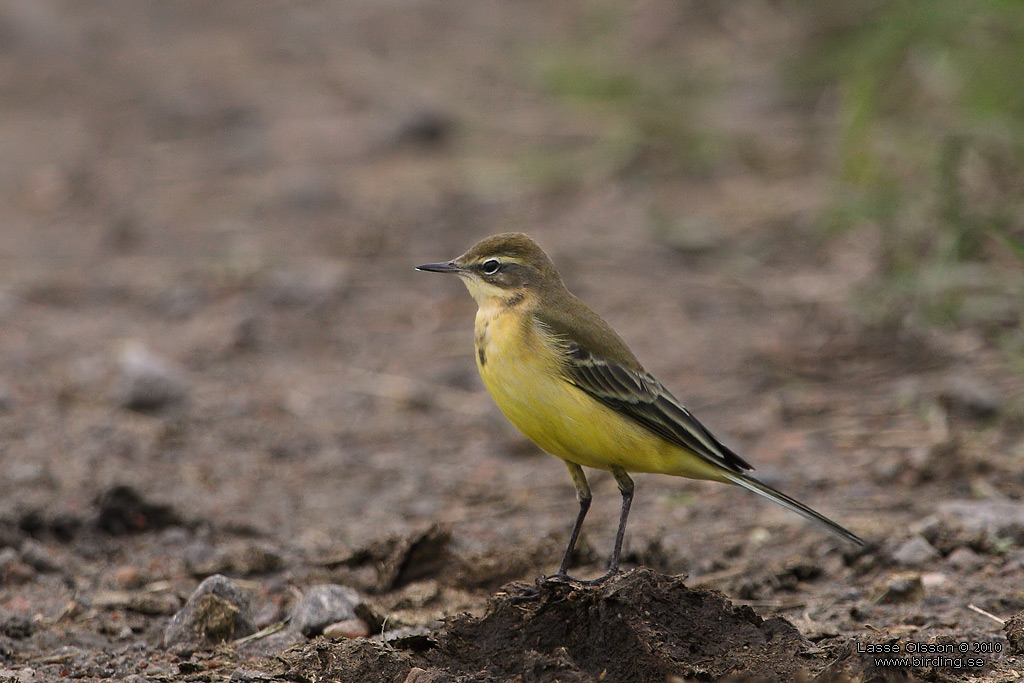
{"left": 291, "top": 584, "right": 361, "bottom": 637}
{"left": 127, "top": 591, "right": 182, "bottom": 615}
{"left": 0, "top": 548, "right": 20, "bottom": 571}
{"left": 891, "top": 535, "right": 940, "bottom": 567}
{"left": 182, "top": 541, "right": 228, "bottom": 576}
{"left": 877, "top": 574, "right": 923, "bottom": 604}
{"left": 163, "top": 574, "right": 256, "bottom": 647}
{"left": 322, "top": 618, "right": 370, "bottom": 640}
{"left": 116, "top": 343, "right": 188, "bottom": 412}
{"left": 0, "top": 547, "right": 34, "bottom": 584}
{"left": 18, "top": 539, "right": 62, "bottom": 573}
{"left": 946, "top": 546, "right": 983, "bottom": 570}
{"left": 937, "top": 500, "right": 1024, "bottom": 538}
{"left": 939, "top": 373, "right": 1000, "bottom": 419}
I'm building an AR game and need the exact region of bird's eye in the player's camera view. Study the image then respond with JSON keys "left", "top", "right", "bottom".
{"left": 481, "top": 258, "right": 501, "bottom": 275}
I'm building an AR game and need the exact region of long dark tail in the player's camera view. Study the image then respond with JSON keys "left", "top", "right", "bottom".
{"left": 720, "top": 471, "right": 864, "bottom": 546}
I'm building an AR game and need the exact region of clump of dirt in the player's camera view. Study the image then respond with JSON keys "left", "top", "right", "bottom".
{"left": 1005, "top": 612, "right": 1024, "bottom": 655}
{"left": 270, "top": 639, "right": 417, "bottom": 683}
{"left": 273, "top": 568, "right": 816, "bottom": 682}
{"left": 332, "top": 524, "right": 455, "bottom": 591}
{"left": 95, "top": 484, "right": 183, "bottom": 535}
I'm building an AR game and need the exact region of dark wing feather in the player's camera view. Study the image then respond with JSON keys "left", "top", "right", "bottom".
{"left": 531, "top": 294, "right": 751, "bottom": 474}
{"left": 562, "top": 342, "right": 753, "bottom": 474}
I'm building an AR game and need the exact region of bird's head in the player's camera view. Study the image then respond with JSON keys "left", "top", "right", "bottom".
{"left": 416, "top": 233, "right": 562, "bottom": 306}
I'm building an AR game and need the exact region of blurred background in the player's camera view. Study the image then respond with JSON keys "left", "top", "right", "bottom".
{"left": 0, "top": 0, "right": 1023, "bottom": 652}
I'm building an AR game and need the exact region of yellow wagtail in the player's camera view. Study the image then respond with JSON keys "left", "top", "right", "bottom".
{"left": 418, "top": 233, "right": 863, "bottom": 583}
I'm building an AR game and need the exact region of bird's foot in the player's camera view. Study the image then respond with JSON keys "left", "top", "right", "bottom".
{"left": 541, "top": 568, "right": 619, "bottom": 586}
{"left": 574, "top": 568, "right": 619, "bottom": 586}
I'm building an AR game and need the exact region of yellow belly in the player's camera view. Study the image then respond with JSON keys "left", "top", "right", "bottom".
{"left": 475, "top": 307, "right": 727, "bottom": 482}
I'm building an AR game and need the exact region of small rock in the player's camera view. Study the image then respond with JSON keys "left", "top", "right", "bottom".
{"left": 113, "top": 564, "right": 142, "bottom": 588}
{"left": 164, "top": 575, "right": 256, "bottom": 647}
{"left": 403, "top": 668, "right": 431, "bottom": 683}
{"left": 891, "top": 536, "right": 940, "bottom": 567}
{"left": 92, "top": 588, "right": 179, "bottom": 615}
{"left": 0, "top": 547, "right": 20, "bottom": 571}
{"left": 228, "top": 542, "right": 282, "bottom": 576}
{"left": 946, "top": 546, "right": 984, "bottom": 570}
{"left": 875, "top": 574, "right": 923, "bottom": 604}
{"left": 18, "top": 539, "right": 62, "bottom": 573}
{"left": 128, "top": 591, "right": 182, "bottom": 616}
{"left": 0, "top": 547, "right": 35, "bottom": 585}
{"left": 936, "top": 500, "right": 1024, "bottom": 543}
{"left": 115, "top": 342, "right": 189, "bottom": 412}
{"left": 182, "top": 541, "right": 227, "bottom": 576}
{"left": 908, "top": 514, "right": 942, "bottom": 538}
{"left": 193, "top": 594, "right": 238, "bottom": 641}
{"left": 291, "top": 584, "right": 361, "bottom": 637}
{"left": 182, "top": 541, "right": 282, "bottom": 577}
{"left": 938, "top": 373, "right": 1000, "bottom": 419}
{"left": 323, "top": 618, "right": 371, "bottom": 640}
{"left": 91, "top": 590, "right": 134, "bottom": 609}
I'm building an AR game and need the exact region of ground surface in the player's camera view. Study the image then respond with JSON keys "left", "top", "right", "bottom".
{"left": 1, "top": 2, "right": 1023, "bottom": 682}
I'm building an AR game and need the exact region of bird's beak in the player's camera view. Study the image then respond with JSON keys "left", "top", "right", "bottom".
{"left": 416, "top": 260, "right": 462, "bottom": 274}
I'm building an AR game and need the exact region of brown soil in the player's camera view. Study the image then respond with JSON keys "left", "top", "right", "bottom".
{"left": 0, "top": 2, "right": 1022, "bottom": 682}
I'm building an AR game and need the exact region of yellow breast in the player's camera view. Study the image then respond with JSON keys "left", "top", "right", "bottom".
{"left": 474, "top": 303, "right": 572, "bottom": 458}
{"left": 473, "top": 302, "right": 725, "bottom": 481}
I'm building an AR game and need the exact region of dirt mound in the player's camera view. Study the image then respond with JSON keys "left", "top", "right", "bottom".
{"left": 429, "top": 568, "right": 812, "bottom": 681}
{"left": 274, "top": 568, "right": 816, "bottom": 682}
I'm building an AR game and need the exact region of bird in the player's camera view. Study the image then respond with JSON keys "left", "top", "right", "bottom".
{"left": 417, "top": 233, "right": 862, "bottom": 583}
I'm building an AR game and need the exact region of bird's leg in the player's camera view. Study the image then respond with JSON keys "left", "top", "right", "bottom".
{"left": 607, "top": 466, "right": 634, "bottom": 575}
{"left": 546, "top": 462, "right": 591, "bottom": 582}
{"left": 582, "top": 466, "right": 634, "bottom": 585}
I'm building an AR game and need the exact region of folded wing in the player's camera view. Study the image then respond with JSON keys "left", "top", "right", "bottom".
{"left": 561, "top": 342, "right": 753, "bottom": 475}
